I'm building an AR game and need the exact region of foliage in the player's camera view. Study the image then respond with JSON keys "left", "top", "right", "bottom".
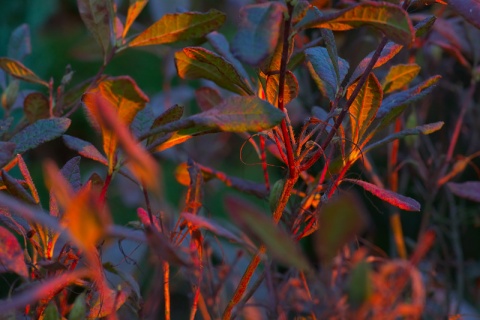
{"left": 0, "top": 0, "right": 479, "bottom": 319}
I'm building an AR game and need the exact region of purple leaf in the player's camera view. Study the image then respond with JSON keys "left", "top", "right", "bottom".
{"left": 447, "top": 181, "right": 480, "bottom": 202}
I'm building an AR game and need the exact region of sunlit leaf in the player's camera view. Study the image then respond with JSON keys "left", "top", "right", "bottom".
{"left": 231, "top": 2, "right": 286, "bottom": 66}
{"left": 128, "top": 9, "right": 225, "bottom": 47}
{"left": 345, "top": 178, "right": 421, "bottom": 211}
{"left": 447, "top": 181, "right": 480, "bottom": 202}
{"left": 150, "top": 126, "right": 214, "bottom": 152}
{"left": 10, "top": 118, "right": 71, "bottom": 154}
{"left": 383, "top": 64, "right": 421, "bottom": 93}
{"left": 225, "top": 195, "right": 312, "bottom": 271}
{"left": 82, "top": 76, "right": 149, "bottom": 173}
{"left": 8, "top": 24, "right": 31, "bottom": 61}
{"left": 0, "top": 142, "right": 15, "bottom": 168}
{"left": 0, "top": 226, "right": 28, "bottom": 278}
{"left": 76, "top": 0, "right": 115, "bottom": 61}
{"left": 1, "top": 170, "right": 36, "bottom": 205}
{"left": 266, "top": 71, "right": 299, "bottom": 106}
{"left": 348, "top": 73, "right": 383, "bottom": 144}
{"left": 63, "top": 135, "right": 108, "bottom": 165}
{"left": 122, "top": 0, "right": 148, "bottom": 38}
{"left": 23, "top": 92, "right": 50, "bottom": 124}
{"left": 146, "top": 104, "right": 184, "bottom": 146}
{"left": 175, "top": 47, "right": 254, "bottom": 96}
{"left": 305, "top": 46, "right": 349, "bottom": 101}
{"left": 314, "top": 194, "right": 367, "bottom": 264}
{"left": 298, "top": 2, "right": 414, "bottom": 45}
{"left": 0, "top": 58, "right": 48, "bottom": 87}
{"left": 448, "top": 0, "right": 480, "bottom": 29}
{"left": 195, "top": 87, "right": 222, "bottom": 111}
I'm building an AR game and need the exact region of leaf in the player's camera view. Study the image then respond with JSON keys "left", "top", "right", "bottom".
{"left": 87, "top": 288, "right": 130, "bottom": 319}
{"left": 0, "top": 58, "right": 48, "bottom": 87}
{"left": 321, "top": 28, "right": 341, "bottom": 83}
{"left": 130, "top": 104, "right": 154, "bottom": 138}
{"left": 63, "top": 135, "right": 108, "bottom": 165}
{"left": 128, "top": 9, "right": 225, "bottom": 47}
{"left": 103, "top": 262, "right": 140, "bottom": 298}
{"left": 144, "top": 225, "right": 190, "bottom": 266}
{"left": 122, "top": 0, "right": 148, "bottom": 38}
{"left": 94, "top": 94, "right": 160, "bottom": 191}
{"left": 150, "top": 126, "right": 214, "bottom": 152}
{"left": 448, "top": 0, "right": 480, "bottom": 29}
{"left": 348, "top": 260, "right": 373, "bottom": 308}
{"left": 17, "top": 155, "right": 40, "bottom": 204}
{"left": 175, "top": 47, "right": 254, "bottom": 96}
{"left": 299, "top": 2, "right": 414, "bottom": 45}
{"left": 144, "top": 96, "right": 284, "bottom": 136}
{"left": 146, "top": 104, "right": 184, "bottom": 146}
{"left": 314, "top": 194, "right": 367, "bottom": 264}
{"left": 266, "top": 71, "right": 299, "bottom": 106}
{"left": 195, "top": 87, "right": 222, "bottom": 111}
{"left": 23, "top": 92, "right": 50, "bottom": 124}
{"left": 0, "top": 226, "right": 28, "bottom": 278}
{"left": 305, "top": 46, "right": 349, "bottom": 101}
{"left": 231, "top": 2, "right": 286, "bottom": 66}
{"left": 0, "top": 142, "right": 15, "bottom": 168}
{"left": 345, "top": 178, "right": 421, "bottom": 211}
{"left": 382, "top": 64, "right": 421, "bottom": 94}
{"left": 43, "top": 303, "right": 61, "bottom": 320}
{"left": 10, "top": 118, "right": 71, "bottom": 154}
{"left": 68, "top": 293, "right": 87, "bottom": 320}
{"left": 347, "top": 73, "right": 383, "bottom": 144}
{"left": 447, "top": 181, "right": 480, "bottom": 202}
{"left": 1, "top": 170, "right": 36, "bottom": 205}
{"left": 225, "top": 196, "right": 312, "bottom": 272}
{"left": 60, "top": 157, "right": 82, "bottom": 191}
{"left": 76, "top": 0, "right": 115, "bottom": 61}
{"left": 82, "top": 76, "right": 149, "bottom": 173}
{"left": 8, "top": 24, "right": 31, "bottom": 61}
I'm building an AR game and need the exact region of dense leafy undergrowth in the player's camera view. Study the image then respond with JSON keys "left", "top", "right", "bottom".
{"left": 0, "top": 0, "right": 479, "bottom": 319}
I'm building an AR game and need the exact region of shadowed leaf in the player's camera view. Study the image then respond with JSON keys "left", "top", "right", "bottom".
{"left": 382, "top": 64, "right": 421, "bottom": 93}
{"left": 10, "top": 118, "right": 71, "bottom": 154}
{"left": 345, "top": 178, "right": 421, "bottom": 211}
{"left": 128, "top": 9, "right": 225, "bottom": 47}
{"left": 299, "top": 2, "right": 414, "bottom": 45}
{"left": 1, "top": 170, "right": 36, "bottom": 205}
{"left": 146, "top": 104, "right": 184, "bottom": 145}
{"left": 266, "top": 71, "right": 299, "bottom": 106}
{"left": 131, "top": 104, "right": 154, "bottom": 138}
{"left": 449, "top": 0, "right": 480, "bottom": 29}
{"left": 0, "top": 142, "right": 15, "bottom": 168}
{"left": 0, "top": 226, "right": 28, "bottom": 278}
{"left": 195, "top": 87, "right": 222, "bottom": 111}
{"left": 348, "top": 260, "right": 373, "bottom": 308}
{"left": 175, "top": 47, "right": 254, "bottom": 96}
{"left": 231, "top": 2, "right": 286, "bottom": 66}
{"left": 69, "top": 293, "right": 87, "bottom": 320}
{"left": 77, "top": 0, "right": 115, "bottom": 61}
{"left": 63, "top": 135, "right": 108, "bottom": 165}
{"left": 225, "top": 195, "right": 312, "bottom": 271}
{"left": 122, "top": 0, "right": 148, "bottom": 38}
{"left": 23, "top": 92, "right": 50, "bottom": 123}
{"left": 144, "top": 225, "right": 190, "bottom": 266}
{"left": 447, "top": 181, "right": 480, "bottom": 202}
{"left": 8, "top": 24, "right": 31, "bottom": 61}
{"left": 0, "top": 58, "right": 48, "bottom": 87}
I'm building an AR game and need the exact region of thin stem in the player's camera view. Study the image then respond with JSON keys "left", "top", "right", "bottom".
{"left": 163, "top": 261, "right": 171, "bottom": 320}
{"left": 99, "top": 172, "right": 113, "bottom": 205}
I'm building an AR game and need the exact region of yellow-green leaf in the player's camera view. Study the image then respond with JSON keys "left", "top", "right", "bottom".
{"left": 175, "top": 47, "right": 254, "bottom": 96}
{"left": 128, "top": 9, "right": 225, "bottom": 47}
{"left": 82, "top": 76, "right": 149, "bottom": 173}
{"left": 0, "top": 58, "right": 48, "bottom": 87}
{"left": 382, "top": 63, "right": 421, "bottom": 93}
{"left": 347, "top": 73, "right": 383, "bottom": 144}
{"left": 122, "top": 0, "right": 148, "bottom": 38}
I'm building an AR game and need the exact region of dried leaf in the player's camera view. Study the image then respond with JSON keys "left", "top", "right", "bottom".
{"left": 0, "top": 226, "right": 28, "bottom": 278}
{"left": 0, "top": 58, "right": 48, "bottom": 87}
{"left": 62, "top": 135, "right": 108, "bottom": 165}
{"left": 8, "top": 24, "right": 31, "bottom": 61}
{"left": 266, "top": 71, "right": 299, "bottom": 107}
{"left": 345, "top": 178, "right": 421, "bottom": 211}
{"left": 382, "top": 64, "right": 421, "bottom": 93}
{"left": 128, "top": 9, "right": 225, "bottom": 47}
{"left": 447, "top": 181, "right": 480, "bottom": 202}
{"left": 175, "top": 47, "right": 254, "bottom": 96}
{"left": 231, "top": 2, "right": 286, "bottom": 66}
{"left": 23, "top": 92, "right": 50, "bottom": 124}
{"left": 10, "top": 118, "right": 71, "bottom": 154}
{"left": 122, "top": 0, "right": 148, "bottom": 38}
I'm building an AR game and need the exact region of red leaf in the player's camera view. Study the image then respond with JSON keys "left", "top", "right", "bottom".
{"left": 0, "top": 226, "right": 28, "bottom": 278}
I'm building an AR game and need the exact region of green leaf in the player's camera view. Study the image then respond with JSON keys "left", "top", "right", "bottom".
{"left": 305, "top": 46, "right": 349, "bottom": 101}
{"left": 146, "top": 104, "right": 184, "bottom": 146}
{"left": 347, "top": 260, "right": 373, "bottom": 308}
{"left": 0, "top": 226, "right": 28, "bottom": 278}
{"left": 225, "top": 195, "right": 312, "bottom": 272}
{"left": 128, "top": 9, "right": 225, "bottom": 47}
{"left": 231, "top": 2, "right": 286, "bottom": 66}
{"left": 76, "top": 0, "right": 115, "bottom": 61}
{"left": 0, "top": 142, "right": 15, "bottom": 168}
{"left": 345, "top": 178, "right": 421, "bottom": 211}
{"left": 122, "top": 0, "right": 148, "bottom": 38}
{"left": 145, "top": 96, "right": 284, "bottom": 137}
{"left": 175, "top": 47, "right": 254, "bottom": 96}
{"left": 449, "top": 0, "right": 480, "bottom": 29}
{"left": 382, "top": 63, "right": 421, "bottom": 93}
{"left": 68, "top": 293, "right": 87, "bottom": 320}
{"left": 82, "top": 76, "right": 149, "bottom": 173}
{"left": 265, "top": 71, "right": 299, "bottom": 107}
{"left": 23, "top": 92, "right": 50, "bottom": 124}
{"left": 8, "top": 24, "right": 31, "bottom": 61}
{"left": 10, "top": 118, "right": 71, "bottom": 154}
{"left": 299, "top": 2, "right": 414, "bottom": 45}
{"left": 0, "top": 58, "right": 48, "bottom": 87}
{"left": 62, "top": 135, "right": 108, "bottom": 165}
{"left": 43, "top": 302, "right": 61, "bottom": 320}
{"left": 314, "top": 194, "right": 367, "bottom": 265}
{"left": 347, "top": 73, "right": 383, "bottom": 144}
